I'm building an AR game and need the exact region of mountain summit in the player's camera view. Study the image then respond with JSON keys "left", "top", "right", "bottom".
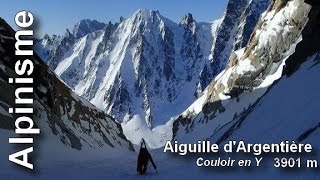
{"left": 0, "top": 18, "right": 133, "bottom": 152}
{"left": 35, "top": 2, "right": 271, "bottom": 146}
{"left": 73, "top": 19, "right": 106, "bottom": 38}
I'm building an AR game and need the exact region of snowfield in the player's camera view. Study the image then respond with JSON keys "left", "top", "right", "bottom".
{"left": 35, "top": 0, "right": 272, "bottom": 148}
{"left": 1, "top": 0, "right": 320, "bottom": 179}
{"left": 1, "top": 53, "right": 319, "bottom": 179}
{"left": 122, "top": 115, "right": 174, "bottom": 149}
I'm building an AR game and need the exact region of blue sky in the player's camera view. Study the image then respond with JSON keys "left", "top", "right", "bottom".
{"left": 1, "top": 0, "right": 228, "bottom": 37}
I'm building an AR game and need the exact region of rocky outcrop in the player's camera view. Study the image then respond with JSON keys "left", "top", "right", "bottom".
{"left": 34, "top": 19, "right": 108, "bottom": 70}
{"left": 0, "top": 18, "right": 134, "bottom": 151}
{"left": 35, "top": 4, "right": 271, "bottom": 132}
{"left": 173, "top": 0, "right": 314, "bottom": 142}
{"left": 210, "top": 0, "right": 271, "bottom": 78}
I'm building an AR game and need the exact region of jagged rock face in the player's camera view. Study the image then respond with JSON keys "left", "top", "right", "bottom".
{"left": 35, "top": 4, "right": 270, "bottom": 130}
{"left": 35, "top": 9, "right": 218, "bottom": 128}
{"left": 234, "top": 0, "right": 272, "bottom": 49}
{"left": 34, "top": 19, "right": 107, "bottom": 70}
{"left": 0, "top": 19, "right": 134, "bottom": 151}
{"left": 73, "top": 19, "right": 106, "bottom": 38}
{"left": 101, "top": 10, "right": 213, "bottom": 127}
{"left": 210, "top": 0, "right": 271, "bottom": 78}
{"left": 173, "top": 0, "right": 316, "bottom": 143}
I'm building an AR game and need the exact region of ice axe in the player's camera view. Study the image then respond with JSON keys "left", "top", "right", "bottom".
{"left": 152, "top": 163, "right": 158, "bottom": 173}
{"left": 151, "top": 155, "right": 157, "bottom": 173}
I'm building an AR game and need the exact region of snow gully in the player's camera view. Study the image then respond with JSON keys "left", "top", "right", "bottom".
{"left": 8, "top": 11, "right": 39, "bottom": 170}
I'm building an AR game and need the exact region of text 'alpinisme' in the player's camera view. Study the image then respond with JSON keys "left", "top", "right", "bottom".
{"left": 8, "top": 10, "right": 39, "bottom": 170}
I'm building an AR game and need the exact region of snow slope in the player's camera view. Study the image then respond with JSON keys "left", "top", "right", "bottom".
{"left": 35, "top": 3, "right": 270, "bottom": 146}
{"left": 211, "top": 54, "right": 320, "bottom": 145}
{"left": 173, "top": 0, "right": 314, "bottom": 143}
{"left": 1, "top": 0, "right": 320, "bottom": 179}
{"left": 0, "top": 18, "right": 133, "bottom": 153}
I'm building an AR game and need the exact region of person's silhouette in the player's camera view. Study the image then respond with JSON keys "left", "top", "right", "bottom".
{"left": 137, "top": 139, "right": 157, "bottom": 175}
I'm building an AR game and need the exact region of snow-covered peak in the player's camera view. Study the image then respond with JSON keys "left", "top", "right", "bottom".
{"left": 34, "top": 19, "right": 109, "bottom": 70}
{"left": 133, "top": 8, "right": 151, "bottom": 16}
{"left": 0, "top": 18, "right": 134, "bottom": 152}
{"left": 126, "top": 9, "right": 168, "bottom": 27}
{"left": 132, "top": 9, "right": 159, "bottom": 19}
{"left": 64, "top": 28, "right": 73, "bottom": 38}
{"left": 35, "top": 2, "right": 271, "bottom": 147}
{"left": 72, "top": 19, "right": 106, "bottom": 38}
{"left": 180, "top": 13, "right": 195, "bottom": 25}
{"left": 43, "top": 33, "right": 50, "bottom": 40}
